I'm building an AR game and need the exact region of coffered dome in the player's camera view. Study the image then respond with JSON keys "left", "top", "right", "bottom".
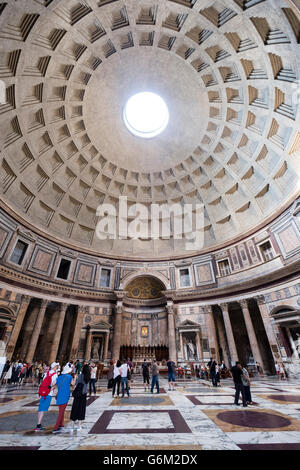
{"left": 0, "top": 0, "right": 299, "bottom": 259}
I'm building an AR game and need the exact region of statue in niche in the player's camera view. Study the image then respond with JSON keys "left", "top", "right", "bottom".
{"left": 184, "top": 336, "right": 197, "bottom": 360}
{"left": 92, "top": 339, "right": 101, "bottom": 360}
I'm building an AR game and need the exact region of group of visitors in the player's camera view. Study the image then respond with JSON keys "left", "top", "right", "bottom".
{"left": 35, "top": 360, "right": 97, "bottom": 433}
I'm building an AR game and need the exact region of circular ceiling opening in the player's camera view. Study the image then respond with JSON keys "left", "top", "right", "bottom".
{"left": 123, "top": 92, "right": 169, "bottom": 138}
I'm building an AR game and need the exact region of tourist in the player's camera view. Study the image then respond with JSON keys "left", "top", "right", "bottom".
{"left": 26, "top": 362, "right": 33, "bottom": 383}
{"left": 208, "top": 357, "right": 218, "bottom": 387}
{"left": 275, "top": 361, "right": 280, "bottom": 378}
{"left": 242, "top": 365, "right": 255, "bottom": 405}
{"left": 166, "top": 358, "right": 176, "bottom": 391}
{"left": 279, "top": 362, "right": 286, "bottom": 380}
{"left": 230, "top": 361, "right": 247, "bottom": 407}
{"left": 200, "top": 364, "right": 206, "bottom": 380}
{"left": 107, "top": 359, "right": 114, "bottom": 390}
{"left": 52, "top": 363, "right": 75, "bottom": 434}
{"left": 120, "top": 359, "right": 130, "bottom": 398}
{"left": 112, "top": 359, "right": 122, "bottom": 397}
{"left": 220, "top": 361, "right": 227, "bottom": 379}
{"left": 216, "top": 363, "right": 221, "bottom": 386}
{"left": 151, "top": 359, "right": 160, "bottom": 394}
{"left": 127, "top": 357, "right": 133, "bottom": 389}
{"left": 142, "top": 359, "right": 150, "bottom": 392}
{"left": 89, "top": 362, "right": 98, "bottom": 396}
{"left": 35, "top": 362, "right": 59, "bottom": 432}
{"left": 70, "top": 363, "right": 90, "bottom": 432}
{"left": 256, "top": 361, "right": 262, "bottom": 377}
{"left": 75, "top": 360, "right": 82, "bottom": 375}
{"left": 3, "top": 361, "right": 12, "bottom": 385}
{"left": 18, "top": 363, "right": 27, "bottom": 386}
{"left": 11, "top": 361, "right": 20, "bottom": 385}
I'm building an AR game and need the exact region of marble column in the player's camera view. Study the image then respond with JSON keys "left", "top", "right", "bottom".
{"left": 255, "top": 295, "right": 280, "bottom": 362}
{"left": 49, "top": 303, "right": 68, "bottom": 364}
{"left": 103, "top": 331, "right": 109, "bottom": 362}
{"left": 204, "top": 306, "right": 220, "bottom": 363}
{"left": 70, "top": 306, "right": 86, "bottom": 361}
{"left": 112, "top": 301, "right": 123, "bottom": 360}
{"left": 179, "top": 331, "right": 184, "bottom": 360}
{"left": 196, "top": 331, "right": 202, "bottom": 360}
{"left": 219, "top": 303, "right": 238, "bottom": 366}
{"left": 85, "top": 325, "right": 92, "bottom": 361}
{"left": 26, "top": 299, "right": 48, "bottom": 363}
{"left": 167, "top": 302, "right": 177, "bottom": 362}
{"left": 6, "top": 295, "right": 31, "bottom": 360}
{"left": 285, "top": 327, "right": 299, "bottom": 360}
{"left": 240, "top": 299, "right": 264, "bottom": 370}
{"left": 215, "top": 312, "right": 230, "bottom": 368}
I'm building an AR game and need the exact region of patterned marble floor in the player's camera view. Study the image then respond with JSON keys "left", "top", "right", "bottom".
{"left": 1, "top": 375, "right": 300, "bottom": 450}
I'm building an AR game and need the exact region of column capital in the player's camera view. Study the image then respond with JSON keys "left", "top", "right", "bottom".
{"left": 21, "top": 295, "right": 31, "bottom": 305}
{"left": 40, "top": 298, "right": 48, "bottom": 309}
{"left": 239, "top": 299, "right": 249, "bottom": 309}
{"left": 59, "top": 302, "right": 68, "bottom": 313}
{"left": 254, "top": 295, "right": 265, "bottom": 305}
{"left": 219, "top": 303, "right": 229, "bottom": 311}
{"left": 203, "top": 305, "right": 213, "bottom": 314}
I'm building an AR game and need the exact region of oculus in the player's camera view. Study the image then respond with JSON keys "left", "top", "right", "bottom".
{"left": 123, "top": 92, "right": 169, "bottom": 138}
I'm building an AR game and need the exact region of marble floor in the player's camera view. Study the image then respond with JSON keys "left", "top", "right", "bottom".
{"left": 1, "top": 375, "right": 300, "bottom": 450}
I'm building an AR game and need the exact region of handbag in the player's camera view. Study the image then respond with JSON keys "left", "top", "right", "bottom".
{"left": 72, "top": 381, "right": 84, "bottom": 398}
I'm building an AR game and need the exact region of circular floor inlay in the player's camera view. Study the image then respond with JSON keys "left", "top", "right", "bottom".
{"left": 217, "top": 410, "right": 291, "bottom": 429}
{"left": 123, "top": 92, "right": 169, "bottom": 138}
{"left": 267, "top": 395, "right": 300, "bottom": 403}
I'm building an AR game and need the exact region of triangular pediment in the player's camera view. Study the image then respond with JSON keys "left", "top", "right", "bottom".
{"left": 88, "top": 320, "right": 112, "bottom": 330}
{"left": 178, "top": 319, "right": 201, "bottom": 328}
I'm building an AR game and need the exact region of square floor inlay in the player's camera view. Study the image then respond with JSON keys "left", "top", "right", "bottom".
{"left": 110, "top": 395, "right": 174, "bottom": 406}
{"left": 89, "top": 410, "right": 192, "bottom": 434}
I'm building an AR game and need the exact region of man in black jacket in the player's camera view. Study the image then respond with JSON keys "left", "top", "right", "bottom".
{"left": 230, "top": 361, "right": 247, "bottom": 407}
{"left": 207, "top": 357, "right": 218, "bottom": 387}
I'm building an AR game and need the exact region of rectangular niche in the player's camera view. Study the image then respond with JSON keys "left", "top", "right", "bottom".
{"left": 27, "top": 244, "right": 56, "bottom": 276}
{"left": 74, "top": 259, "right": 97, "bottom": 286}
{"left": 99, "top": 267, "right": 112, "bottom": 288}
{"left": 193, "top": 258, "right": 215, "bottom": 286}
{"left": 56, "top": 257, "right": 72, "bottom": 280}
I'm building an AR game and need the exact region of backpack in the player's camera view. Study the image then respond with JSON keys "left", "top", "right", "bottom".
{"left": 38, "top": 371, "right": 54, "bottom": 398}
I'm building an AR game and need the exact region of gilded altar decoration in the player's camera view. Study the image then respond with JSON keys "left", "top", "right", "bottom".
{"left": 125, "top": 276, "right": 164, "bottom": 299}
{"left": 141, "top": 326, "right": 148, "bottom": 337}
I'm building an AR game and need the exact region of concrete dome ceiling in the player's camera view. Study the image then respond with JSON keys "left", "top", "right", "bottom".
{"left": 0, "top": 0, "right": 299, "bottom": 259}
